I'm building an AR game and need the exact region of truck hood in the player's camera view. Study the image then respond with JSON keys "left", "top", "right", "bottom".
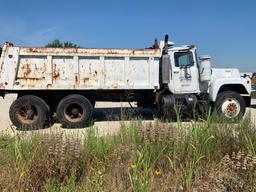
{"left": 211, "top": 68, "right": 241, "bottom": 79}
{"left": 208, "top": 68, "right": 252, "bottom": 102}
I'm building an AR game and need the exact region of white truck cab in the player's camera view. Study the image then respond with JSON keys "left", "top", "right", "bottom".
{"left": 159, "top": 36, "right": 251, "bottom": 119}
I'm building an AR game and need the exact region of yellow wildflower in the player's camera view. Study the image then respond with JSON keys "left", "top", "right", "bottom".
{"left": 145, "top": 167, "right": 151, "bottom": 172}
{"left": 130, "top": 162, "right": 137, "bottom": 169}
{"left": 155, "top": 169, "right": 161, "bottom": 175}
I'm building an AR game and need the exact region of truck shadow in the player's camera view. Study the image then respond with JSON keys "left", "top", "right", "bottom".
{"left": 92, "top": 107, "right": 154, "bottom": 122}
{"left": 250, "top": 105, "right": 256, "bottom": 109}
{"left": 16, "top": 107, "right": 193, "bottom": 131}
{"left": 92, "top": 107, "right": 192, "bottom": 123}
{"left": 16, "top": 107, "right": 154, "bottom": 131}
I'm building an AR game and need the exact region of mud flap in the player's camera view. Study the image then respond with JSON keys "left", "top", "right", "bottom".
{"left": 0, "top": 90, "right": 5, "bottom": 98}
{"left": 242, "top": 96, "right": 251, "bottom": 107}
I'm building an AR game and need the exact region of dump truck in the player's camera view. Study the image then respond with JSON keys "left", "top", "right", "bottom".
{"left": 0, "top": 35, "right": 251, "bottom": 128}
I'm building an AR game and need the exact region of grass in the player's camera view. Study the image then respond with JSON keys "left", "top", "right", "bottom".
{"left": 1, "top": 114, "right": 256, "bottom": 191}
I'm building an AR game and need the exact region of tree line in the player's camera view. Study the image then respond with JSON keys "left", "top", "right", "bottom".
{"left": 45, "top": 39, "right": 79, "bottom": 48}
{"left": 252, "top": 73, "right": 256, "bottom": 84}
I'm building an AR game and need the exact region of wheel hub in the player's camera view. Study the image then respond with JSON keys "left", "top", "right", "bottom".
{"left": 64, "top": 103, "right": 84, "bottom": 122}
{"left": 221, "top": 98, "right": 240, "bottom": 118}
{"left": 226, "top": 103, "right": 237, "bottom": 113}
{"left": 26, "top": 109, "right": 34, "bottom": 117}
{"left": 17, "top": 104, "right": 38, "bottom": 123}
{"left": 71, "top": 108, "right": 79, "bottom": 115}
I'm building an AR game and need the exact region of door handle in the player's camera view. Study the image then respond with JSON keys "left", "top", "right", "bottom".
{"left": 173, "top": 71, "right": 179, "bottom": 74}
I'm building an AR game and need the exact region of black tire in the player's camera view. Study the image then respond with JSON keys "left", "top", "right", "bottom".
{"left": 214, "top": 91, "right": 246, "bottom": 120}
{"left": 196, "top": 100, "right": 211, "bottom": 120}
{"left": 9, "top": 95, "right": 50, "bottom": 130}
{"left": 56, "top": 94, "right": 93, "bottom": 128}
{"left": 158, "top": 95, "right": 175, "bottom": 120}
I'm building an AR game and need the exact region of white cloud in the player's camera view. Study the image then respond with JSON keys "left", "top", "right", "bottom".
{"left": 21, "top": 27, "right": 57, "bottom": 46}
{"left": 0, "top": 19, "right": 57, "bottom": 46}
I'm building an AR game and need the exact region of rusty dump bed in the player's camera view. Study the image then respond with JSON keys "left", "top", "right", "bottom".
{"left": 0, "top": 43, "right": 161, "bottom": 91}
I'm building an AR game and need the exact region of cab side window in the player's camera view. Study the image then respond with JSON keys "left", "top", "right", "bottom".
{"left": 174, "top": 52, "right": 193, "bottom": 67}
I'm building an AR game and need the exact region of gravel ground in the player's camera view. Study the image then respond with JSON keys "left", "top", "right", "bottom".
{"left": 0, "top": 94, "right": 256, "bottom": 136}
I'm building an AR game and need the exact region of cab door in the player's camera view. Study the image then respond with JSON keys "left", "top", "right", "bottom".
{"left": 171, "top": 50, "right": 199, "bottom": 93}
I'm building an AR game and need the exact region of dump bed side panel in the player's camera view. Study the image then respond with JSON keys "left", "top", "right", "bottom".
{"left": 1, "top": 46, "right": 161, "bottom": 91}
{"left": 0, "top": 46, "right": 20, "bottom": 90}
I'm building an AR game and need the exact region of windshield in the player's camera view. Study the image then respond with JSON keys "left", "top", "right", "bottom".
{"left": 174, "top": 51, "right": 194, "bottom": 67}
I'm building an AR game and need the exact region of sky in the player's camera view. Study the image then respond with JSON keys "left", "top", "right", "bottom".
{"left": 0, "top": 0, "right": 255, "bottom": 72}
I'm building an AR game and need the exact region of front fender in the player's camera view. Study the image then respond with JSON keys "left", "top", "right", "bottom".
{"left": 209, "top": 77, "right": 251, "bottom": 102}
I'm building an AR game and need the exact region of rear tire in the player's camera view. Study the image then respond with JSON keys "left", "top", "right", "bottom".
{"left": 215, "top": 91, "right": 246, "bottom": 120}
{"left": 9, "top": 95, "right": 50, "bottom": 130}
{"left": 56, "top": 94, "right": 93, "bottom": 128}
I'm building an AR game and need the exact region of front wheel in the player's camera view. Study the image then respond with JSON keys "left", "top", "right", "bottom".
{"left": 214, "top": 91, "right": 246, "bottom": 120}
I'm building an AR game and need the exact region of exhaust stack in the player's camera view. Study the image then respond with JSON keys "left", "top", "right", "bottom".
{"left": 162, "top": 34, "right": 171, "bottom": 84}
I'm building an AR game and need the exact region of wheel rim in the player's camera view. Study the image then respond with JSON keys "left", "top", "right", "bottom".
{"left": 16, "top": 103, "right": 38, "bottom": 124}
{"left": 64, "top": 103, "right": 84, "bottom": 122}
{"left": 221, "top": 98, "right": 241, "bottom": 118}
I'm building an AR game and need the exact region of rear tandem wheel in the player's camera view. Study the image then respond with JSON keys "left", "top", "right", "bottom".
{"left": 9, "top": 95, "right": 50, "bottom": 129}
{"left": 56, "top": 94, "right": 93, "bottom": 128}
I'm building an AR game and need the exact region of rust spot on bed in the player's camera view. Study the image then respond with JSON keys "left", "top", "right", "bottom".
{"left": 22, "top": 64, "right": 31, "bottom": 78}
{"left": 52, "top": 64, "right": 60, "bottom": 79}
